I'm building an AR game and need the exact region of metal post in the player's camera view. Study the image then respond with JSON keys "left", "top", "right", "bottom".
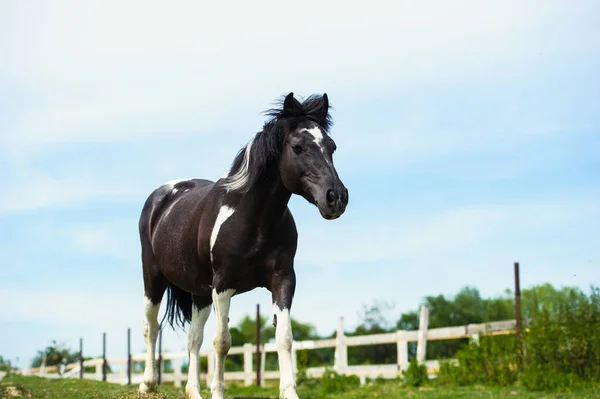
{"left": 514, "top": 262, "right": 522, "bottom": 369}
{"left": 158, "top": 327, "right": 163, "bottom": 385}
{"left": 256, "top": 304, "right": 261, "bottom": 386}
{"left": 79, "top": 338, "right": 84, "bottom": 379}
{"left": 127, "top": 328, "right": 132, "bottom": 385}
{"left": 102, "top": 332, "right": 107, "bottom": 381}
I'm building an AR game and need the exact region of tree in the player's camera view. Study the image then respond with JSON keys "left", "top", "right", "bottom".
{"left": 31, "top": 341, "right": 79, "bottom": 368}
{"left": 0, "top": 355, "right": 14, "bottom": 372}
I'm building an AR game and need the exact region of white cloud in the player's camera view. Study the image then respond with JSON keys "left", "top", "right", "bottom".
{"left": 1, "top": 0, "right": 586, "bottom": 152}
{"left": 0, "top": 175, "right": 143, "bottom": 213}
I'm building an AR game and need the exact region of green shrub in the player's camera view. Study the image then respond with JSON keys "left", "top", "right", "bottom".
{"left": 519, "top": 286, "right": 600, "bottom": 391}
{"left": 402, "top": 359, "right": 429, "bottom": 387}
{"left": 437, "top": 285, "right": 600, "bottom": 392}
{"left": 437, "top": 335, "right": 517, "bottom": 386}
{"left": 320, "top": 368, "right": 360, "bottom": 393}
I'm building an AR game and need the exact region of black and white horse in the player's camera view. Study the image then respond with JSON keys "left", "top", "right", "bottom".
{"left": 138, "top": 93, "right": 348, "bottom": 399}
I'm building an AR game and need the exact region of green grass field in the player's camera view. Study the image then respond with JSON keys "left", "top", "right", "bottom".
{"left": 2, "top": 375, "right": 599, "bottom": 399}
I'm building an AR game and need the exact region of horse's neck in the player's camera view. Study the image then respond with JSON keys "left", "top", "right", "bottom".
{"left": 235, "top": 168, "right": 291, "bottom": 232}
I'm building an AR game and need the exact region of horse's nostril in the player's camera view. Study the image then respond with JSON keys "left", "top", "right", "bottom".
{"left": 326, "top": 189, "right": 336, "bottom": 205}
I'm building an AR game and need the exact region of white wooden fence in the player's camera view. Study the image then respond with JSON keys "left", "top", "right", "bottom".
{"left": 23, "top": 306, "right": 517, "bottom": 386}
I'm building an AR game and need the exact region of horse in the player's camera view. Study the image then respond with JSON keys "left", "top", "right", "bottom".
{"left": 138, "top": 92, "right": 348, "bottom": 399}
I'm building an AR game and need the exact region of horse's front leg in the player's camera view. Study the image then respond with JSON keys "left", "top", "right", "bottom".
{"left": 210, "top": 288, "right": 235, "bottom": 399}
{"left": 272, "top": 272, "right": 299, "bottom": 399}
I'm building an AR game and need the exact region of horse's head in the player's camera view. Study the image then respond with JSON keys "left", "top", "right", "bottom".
{"left": 278, "top": 93, "right": 348, "bottom": 220}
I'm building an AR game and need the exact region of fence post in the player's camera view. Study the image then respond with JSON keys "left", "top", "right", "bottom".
{"left": 79, "top": 338, "right": 84, "bottom": 379}
{"left": 396, "top": 331, "right": 409, "bottom": 372}
{"left": 157, "top": 328, "right": 163, "bottom": 385}
{"left": 291, "top": 343, "right": 298, "bottom": 375}
{"left": 334, "top": 316, "right": 347, "bottom": 374}
{"left": 40, "top": 355, "right": 46, "bottom": 377}
{"left": 416, "top": 305, "right": 429, "bottom": 364}
{"left": 260, "top": 347, "right": 266, "bottom": 386}
{"left": 173, "top": 357, "right": 183, "bottom": 388}
{"left": 256, "top": 304, "right": 261, "bottom": 386}
{"left": 102, "top": 332, "right": 107, "bottom": 382}
{"left": 243, "top": 343, "right": 253, "bottom": 386}
{"left": 127, "top": 328, "right": 132, "bottom": 385}
{"left": 514, "top": 261, "right": 523, "bottom": 371}
{"left": 206, "top": 352, "right": 215, "bottom": 386}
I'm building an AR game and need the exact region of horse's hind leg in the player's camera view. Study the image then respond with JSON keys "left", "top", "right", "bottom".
{"left": 139, "top": 243, "right": 167, "bottom": 394}
{"left": 185, "top": 295, "right": 212, "bottom": 399}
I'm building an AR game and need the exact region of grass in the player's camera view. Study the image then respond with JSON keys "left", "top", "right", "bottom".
{"left": 1, "top": 375, "right": 600, "bottom": 399}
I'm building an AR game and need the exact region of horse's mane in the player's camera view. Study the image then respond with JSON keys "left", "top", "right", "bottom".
{"left": 221, "top": 94, "right": 332, "bottom": 193}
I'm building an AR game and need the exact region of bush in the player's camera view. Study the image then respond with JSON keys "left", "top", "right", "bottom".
{"left": 402, "top": 359, "right": 428, "bottom": 387}
{"left": 320, "top": 368, "right": 360, "bottom": 393}
{"left": 519, "top": 286, "right": 600, "bottom": 391}
{"left": 437, "top": 335, "right": 517, "bottom": 386}
{"left": 437, "top": 285, "right": 600, "bottom": 392}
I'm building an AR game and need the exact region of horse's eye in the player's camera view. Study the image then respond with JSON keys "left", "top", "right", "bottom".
{"left": 292, "top": 145, "right": 303, "bottom": 154}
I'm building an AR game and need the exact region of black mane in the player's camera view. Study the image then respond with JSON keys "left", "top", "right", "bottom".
{"left": 222, "top": 94, "right": 333, "bottom": 193}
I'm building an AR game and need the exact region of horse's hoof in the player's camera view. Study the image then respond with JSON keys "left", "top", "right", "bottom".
{"left": 139, "top": 382, "right": 156, "bottom": 394}
{"left": 185, "top": 384, "right": 205, "bottom": 399}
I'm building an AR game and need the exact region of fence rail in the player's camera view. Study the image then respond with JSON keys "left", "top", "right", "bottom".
{"left": 23, "top": 306, "right": 516, "bottom": 387}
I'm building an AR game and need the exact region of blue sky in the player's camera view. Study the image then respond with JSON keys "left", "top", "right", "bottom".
{"left": 1, "top": 0, "right": 599, "bottom": 369}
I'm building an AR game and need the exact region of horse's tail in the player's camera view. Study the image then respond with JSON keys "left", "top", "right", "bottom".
{"left": 161, "top": 283, "right": 193, "bottom": 330}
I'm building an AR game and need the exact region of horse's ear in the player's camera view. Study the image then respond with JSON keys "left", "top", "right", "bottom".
{"left": 283, "top": 92, "right": 302, "bottom": 117}
{"left": 322, "top": 93, "right": 329, "bottom": 115}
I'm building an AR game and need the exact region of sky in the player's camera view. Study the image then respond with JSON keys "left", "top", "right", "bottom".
{"left": 1, "top": 0, "right": 599, "bottom": 369}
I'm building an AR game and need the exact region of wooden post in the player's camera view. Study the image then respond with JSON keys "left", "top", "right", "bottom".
{"left": 206, "top": 352, "right": 215, "bottom": 386}
{"left": 416, "top": 305, "right": 429, "bottom": 364}
{"left": 157, "top": 327, "right": 163, "bottom": 385}
{"left": 334, "top": 316, "right": 347, "bottom": 374}
{"left": 79, "top": 338, "right": 84, "bottom": 379}
{"left": 40, "top": 354, "right": 46, "bottom": 376}
{"left": 173, "top": 357, "right": 183, "bottom": 388}
{"left": 514, "top": 261, "right": 522, "bottom": 370}
{"left": 127, "top": 328, "right": 132, "bottom": 385}
{"left": 243, "top": 344, "right": 253, "bottom": 386}
{"left": 396, "top": 331, "right": 409, "bottom": 372}
{"left": 102, "top": 332, "right": 107, "bottom": 381}
{"left": 256, "top": 304, "right": 261, "bottom": 386}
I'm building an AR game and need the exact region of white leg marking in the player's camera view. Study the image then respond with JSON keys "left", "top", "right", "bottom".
{"left": 221, "top": 139, "right": 254, "bottom": 191}
{"left": 209, "top": 206, "right": 235, "bottom": 263}
{"left": 210, "top": 289, "right": 235, "bottom": 399}
{"left": 274, "top": 304, "right": 299, "bottom": 399}
{"left": 140, "top": 296, "right": 161, "bottom": 393}
{"left": 186, "top": 304, "right": 212, "bottom": 399}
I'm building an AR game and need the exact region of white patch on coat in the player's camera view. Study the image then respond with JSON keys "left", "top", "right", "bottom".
{"left": 273, "top": 303, "right": 298, "bottom": 399}
{"left": 210, "top": 205, "right": 235, "bottom": 263}
{"left": 221, "top": 138, "right": 254, "bottom": 191}
{"left": 139, "top": 296, "right": 161, "bottom": 393}
{"left": 186, "top": 304, "right": 212, "bottom": 399}
{"left": 211, "top": 288, "right": 235, "bottom": 398}
{"left": 163, "top": 178, "right": 193, "bottom": 195}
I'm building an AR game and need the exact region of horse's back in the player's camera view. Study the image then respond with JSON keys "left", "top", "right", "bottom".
{"left": 139, "top": 178, "right": 215, "bottom": 239}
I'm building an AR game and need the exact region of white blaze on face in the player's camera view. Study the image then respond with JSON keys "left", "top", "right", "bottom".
{"left": 302, "top": 126, "right": 331, "bottom": 166}
{"left": 210, "top": 205, "right": 235, "bottom": 263}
